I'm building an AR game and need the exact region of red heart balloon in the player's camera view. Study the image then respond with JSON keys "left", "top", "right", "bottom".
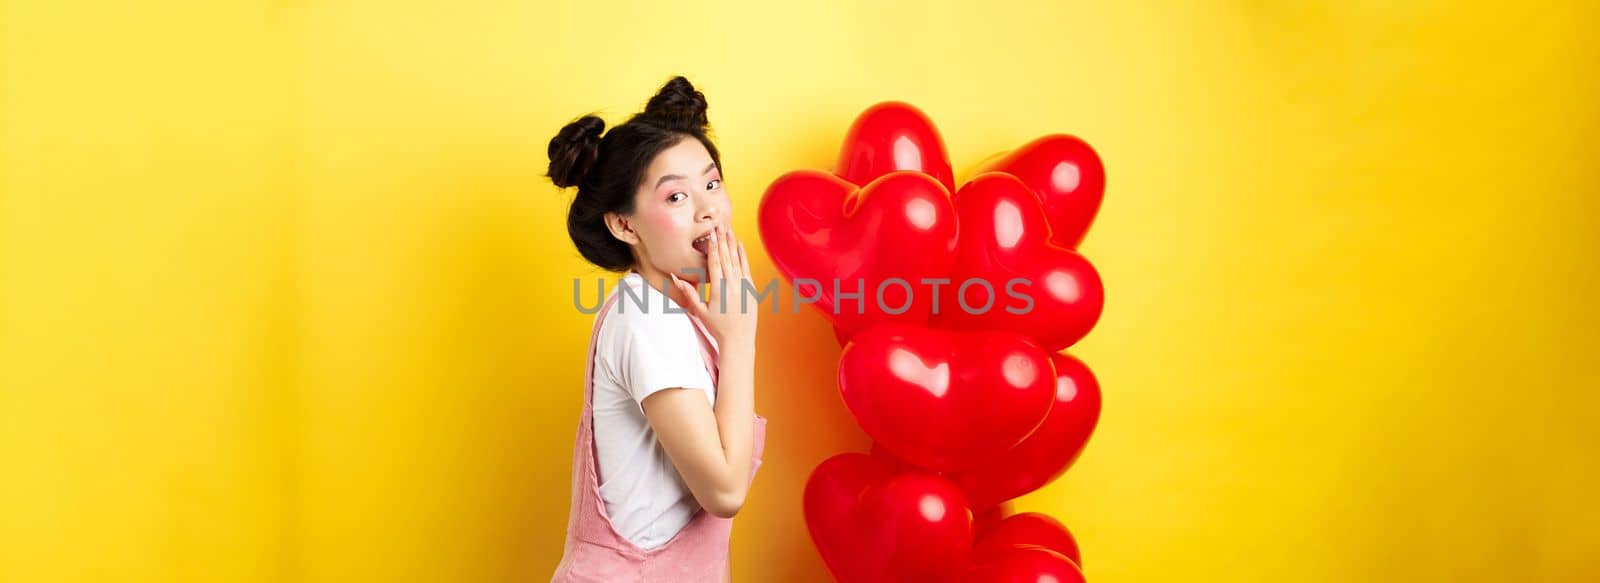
{"left": 804, "top": 453, "right": 974, "bottom": 583}
{"left": 868, "top": 441, "right": 916, "bottom": 472}
{"left": 839, "top": 325, "right": 1056, "bottom": 472}
{"left": 759, "top": 169, "right": 958, "bottom": 341}
{"left": 932, "top": 172, "right": 1104, "bottom": 352}
{"left": 971, "top": 501, "right": 1015, "bottom": 539}
{"left": 969, "top": 135, "right": 1105, "bottom": 250}
{"left": 835, "top": 101, "right": 955, "bottom": 193}
{"left": 973, "top": 513, "right": 1082, "bottom": 569}
{"left": 964, "top": 546, "right": 1086, "bottom": 583}
{"left": 952, "top": 352, "right": 1101, "bottom": 508}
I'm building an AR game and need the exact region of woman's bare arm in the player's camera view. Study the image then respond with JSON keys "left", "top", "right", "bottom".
{"left": 644, "top": 224, "right": 758, "bottom": 518}
{"left": 642, "top": 339, "right": 754, "bottom": 517}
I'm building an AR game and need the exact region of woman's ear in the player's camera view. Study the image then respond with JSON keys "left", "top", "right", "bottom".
{"left": 604, "top": 211, "right": 640, "bottom": 245}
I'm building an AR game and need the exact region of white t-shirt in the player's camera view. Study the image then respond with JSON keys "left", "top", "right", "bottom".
{"left": 591, "top": 272, "right": 718, "bottom": 550}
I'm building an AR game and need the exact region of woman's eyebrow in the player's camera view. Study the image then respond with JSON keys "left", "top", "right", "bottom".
{"left": 652, "top": 163, "right": 719, "bottom": 189}
{"left": 653, "top": 173, "right": 684, "bottom": 189}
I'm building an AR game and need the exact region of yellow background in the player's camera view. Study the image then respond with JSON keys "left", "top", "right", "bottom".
{"left": 3, "top": 1, "right": 1597, "bottom": 581}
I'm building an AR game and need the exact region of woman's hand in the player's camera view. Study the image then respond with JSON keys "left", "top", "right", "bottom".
{"left": 672, "top": 224, "right": 758, "bottom": 346}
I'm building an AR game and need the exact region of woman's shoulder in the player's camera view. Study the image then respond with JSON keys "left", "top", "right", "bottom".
{"left": 597, "top": 273, "right": 698, "bottom": 342}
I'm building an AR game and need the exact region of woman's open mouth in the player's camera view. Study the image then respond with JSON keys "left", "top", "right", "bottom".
{"left": 691, "top": 232, "right": 712, "bottom": 256}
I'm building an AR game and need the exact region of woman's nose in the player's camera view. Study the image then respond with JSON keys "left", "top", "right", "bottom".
{"left": 697, "top": 201, "right": 720, "bottom": 223}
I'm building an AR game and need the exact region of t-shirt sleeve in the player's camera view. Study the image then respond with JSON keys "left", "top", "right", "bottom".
{"left": 612, "top": 311, "right": 715, "bottom": 407}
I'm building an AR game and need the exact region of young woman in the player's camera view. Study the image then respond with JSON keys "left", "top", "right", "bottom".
{"left": 546, "top": 77, "right": 765, "bottom": 582}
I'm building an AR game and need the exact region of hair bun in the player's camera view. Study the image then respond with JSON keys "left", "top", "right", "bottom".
{"left": 642, "top": 76, "right": 709, "bottom": 130}
{"left": 547, "top": 115, "right": 606, "bottom": 188}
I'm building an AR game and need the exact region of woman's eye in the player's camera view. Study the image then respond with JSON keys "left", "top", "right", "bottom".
{"left": 707, "top": 179, "right": 722, "bottom": 191}
{"left": 667, "top": 192, "right": 686, "bottom": 203}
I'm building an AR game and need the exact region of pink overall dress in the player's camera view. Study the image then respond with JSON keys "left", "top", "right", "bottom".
{"left": 551, "top": 289, "right": 768, "bottom": 582}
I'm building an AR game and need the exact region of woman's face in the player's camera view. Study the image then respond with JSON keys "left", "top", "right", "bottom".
{"left": 606, "top": 137, "right": 728, "bottom": 285}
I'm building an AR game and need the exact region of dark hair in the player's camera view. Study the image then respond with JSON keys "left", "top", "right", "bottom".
{"left": 546, "top": 76, "right": 723, "bottom": 271}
